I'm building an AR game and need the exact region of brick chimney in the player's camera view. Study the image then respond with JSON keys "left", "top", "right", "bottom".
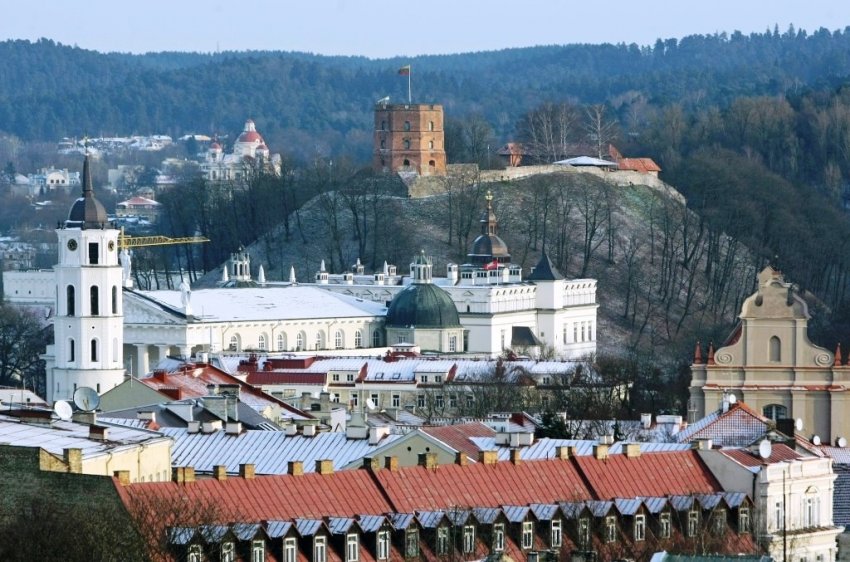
{"left": 114, "top": 470, "right": 131, "bottom": 486}
{"left": 418, "top": 452, "right": 438, "bottom": 470}
{"left": 89, "top": 425, "right": 109, "bottom": 441}
{"left": 479, "top": 450, "right": 498, "bottom": 465}
{"left": 625, "top": 443, "right": 641, "bottom": 458}
{"left": 316, "top": 459, "right": 334, "bottom": 475}
{"left": 384, "top": 456, "right": 399, "bottom": 472}
{"left": 510, "top": 449, "right": 522, "bottom": 465}
{"left": 173, "top": 466, "right": 196, "bottom": 484}
{"left": 213, "top": 465, "right": 228, "bottom": 481}
{"left": 63, "top": 448, "right": 83, "bottom": 474}
{"left": 593, "top": 444, "right": 609, "bottom": 460}
{"left": 239, "top": 463, "right": 256, "bottom": 479}
{"left": 455, "top": 452, "right": 468, "bottom": 466}
{"left": 288, "top": 461, "right": 304, "bottom": 476}
{"left": 555, "top": 446, "right": 569, "bottom": 460}
{"left": 362, "top": 457, "right": 381, "bottom": 471}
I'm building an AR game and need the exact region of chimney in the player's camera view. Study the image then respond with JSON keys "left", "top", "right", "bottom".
{"left": 510, "top": 449, "right": 522, "bottom": 465}
{"left": 136, "top": 410, "right": 156, "bottom": 423}
{"left": 384, "top": 456, "right": 399, "bottom": 472}
{"left": 568, "top": 446, "right": 580, "bottom": 457}
{"left": 691, "top": 438, "right": 713, "bottom": 450}
{"left": 418, "top": 452, "right": 439, "bottom": 470}
{"left": 625, "top": 443, "right": 641, "bottom": 458}
{"left": 593, "top": 444, "right": 609, "bottom": 460}
{"left": 174, "top": 466, "right": 196, "bottom": 484}
{"left": 225, "top": 421, "right": 242, "bottom": 435}
{"left": 63, "top": 448, "right": 83, "bottom": 473}
{"left": 316, "top": 459, "right": 334, "bottom": 475}
{"left": 114, "top": 470, "right": 131, "bottom": 486}
{"left": 640, "top": 413, "right": 652, "bottom": 429}
{"left": 89, "top": 425, "right": 109, "bottom": 441}
{"left": 555, "top": 446, "right": 569, "bottom": 460}
{"left": 479, "top": 450, "right": 498, "bottom": 465}
{"left": 72, "top": 410, "right": 97, "bottom": 425}
{"left": 239, "top": 463, "right": 256, "bottom": 479}
{"left": 153, "top": 369, "right": 168, "bottom": 381}
{"left": 213, "top": 465, "right": 228, "bottom": 481}
{"left": 320, "top": 392, "right": 331, "bottom": 411}
{"left": 288, "top": 461, "right": 304, "bottom": 476}
{"left": 187, "top": 420, "right": 201, "bottom": 434}
{"left": 362, "top": 457, "right": 381, "bottom": 471}
{"left": 302, "top": 423, "right": 317, "bottom": 437}
{"left": 455, "top": 452, "right": 468, "bottom": 466}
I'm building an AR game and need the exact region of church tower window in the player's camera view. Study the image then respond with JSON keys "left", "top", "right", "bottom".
{"left": 88, "top": 242, "right": 99, "bottom": 265}
{"left": 67, "top": 285, "right": 75, "bottom": 316}
{"left": 90, "top": 286, "right": 99, "bottom": 316}
{"left": 68, "top": 338, "right": 75, "bottom": 362}
{"left": 769, "top": 336, "right": 781, "bottom": 362}
{"left": 90, "top": 338, "right": 98, "bottom": 362}
{"left": 335, "top": 330, "right": 344, "bottom": 349}
{"left": 112, "top": 286, "right": 118, "bottom": 314}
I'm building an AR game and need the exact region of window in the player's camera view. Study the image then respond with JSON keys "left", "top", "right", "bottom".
{"left": 351, "top": 393, "right": 359, "bottom": 407}
{"left": 346, "top": 533, "right": 359, "bottom": 562}
{"left": 68, "top": 338, "right": 75, "bottom": 362}
{"left": 466, "top": 395, "right": 474, "bottom": 409}
{"left": 315, "top": 331, "right": 323, "bottom": 350}
{"left": 221, "top": 541, "right": 235, "bottom": 562}
{"left": 372, "top": 331, "right": 381, "bottom": 347}
{"left": 604, "top": 516, "right": 617, "bottom": 543}
{"left": 347, "top": 373, "right": 355, "bottom": 382}
{"left": 449, "top": 335, "right": 457, "bottom": 352}
{"left": 112, "top": 338, "right": 118, "bottom": 363}
{"left": 284, "top": 538, "right": 297, "bottom": 562}
{"left": 252, "top": 540, "right": 265, "bottom": 562}
{"left": 229, "top": 335, "right": 238, "bottom": 351}
{"left": 188, "top": 545, "right": 203, "bottom": 562}
{"left": 258, "top": 334, "right": 267, "bottom": 351}
{"left": 111, "top": 286, "right": 118, "bottom": 314}
{"left": 769, "top": 335, "right": 781, "bottom": 362}
{"left": 521, "top": 521, "right": 534, "bottom": 549}
{"left": 332, "top": 374, "right": 340, "bottom": 382}
{"left": 355, "top": 331, "right": 363, "bottom": 348}
{"left": 403, "top": 159, "right": 410, "bottom": 167}
{"left": 381, "top": 120, "right": 386, "bottom": 131}
{"left": 428, "top": 140, "right": 434, "bottom": 149}
{"left": 417, "top": 394, "right": 425, "bottom": 408}
{"left": 712, "top": 509, "right": 727, "bottom": 534}
{"left": 335, "top": 330, "right": 343, "bottom": 349}
{"left": 403, "top": 139, "right": 411, "bottom": 150}
{"left": 88, "top": 242, "right": 99, "bottom": 264}
{"left": 435, "top": 395, "right": 444, "bottom": 409}
{"left": 493, "top": 523, "right": 505, "bottom": 552}
{"left": 563, "top": 324, "right": 568, "bottom": 344}
{"left": 804, "top": 496, "right": 818, "bottom": 527}
{"left": 314, "top": 536, "right": 327, "bottom": 562}
{"left": 421, "top": 375, "right": 429, "bottom": 384}
{"left": 66, "top": 285, "right": 75, "bottom": 316}
{"left": 277, "top": 333, "right": 285, "bottom": 351}
{"left": 463, "top": 525, "right": 475, "bottom": 553}
{"left": 435, "top": 375, "right": 442, "bottom": 383}
{"left": 392, "top": 394, "right": 400, "bottom": 408}
{"left": 297, "top": 332, "right": 304, "bottom": 351}
{"left": 380, "top": 140, "right": 386, "bottom": 149}
{"left": 688, "top": 510, "right": 700, "bottom": 537}
{"left": 377, "top": 530, "right": 390, "bottom": 560}
{"left": 449, "top": 394, "right": 457, "bottom": 408}
{"left": 404, "top": 121, "right": 411, "bottom": 131}
{"left": 764, "top": 403, "right": 788, "bottom": 421}
{"left": 90, "top": 285, "right": 99, "bottom": 315}
{"left": 659, "top": 513, "right": 671, "bottom": 538}
{"left": 775, "top": 500, "right": 783, "bottom": 531}
{"left": 90, "top": 338, "right": 98, "bottom": 362}
{"left": 405, "top": 529, "right": 419, "bottom": 557}
{"left": 429, "top": 121, "right": 434, "bottom": 131}
{"left": 371, "top": 393, "right": 379, "bottom": 406}
{"left": 436, "top": 527, "right": 449, "bottom": 555}
{"left": 739, "top": 507, "right": 750, "bottom": 533}
{"left": 634, "top": 514, "right": 646, "bottom": 541}
{"left": 573, "top": 323, "right": 578, "bottom": 342}
{"left": 551, "top": 519, "right": 562, "bottom": 548}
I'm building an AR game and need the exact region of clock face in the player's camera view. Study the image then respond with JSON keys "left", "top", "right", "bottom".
{"left": 108, "top": 240, "right": 115, "bottom": 251}
{"left": 67, "top": 239, "right": 78, "bottom": 251}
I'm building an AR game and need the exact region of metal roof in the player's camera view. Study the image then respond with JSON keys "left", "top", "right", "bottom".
{"left": 265, "top": 520, "right": 292, "bottom": 538}
{"left": 502, "top": 505, "right": 529, "bottom": 523}
{"left": 199, "top": 524, "right": 230, "bottom": 542}
{"left": 641, "top": 497, "right": 668, "bottom": 514}
{"left": 388, "top": 513, "right": 415, "bottom": 530}
{"left": 697, "top": 494, "right": 723, "bottom": 510}
{"left": 162, "top": 427, "right": 400, "bottom": 474}
{"left": 446, "top": 509, "right": 470, "bottom": 526}
{"left": 559, "top": 502, "right": 586, "bottom": 519}
{"left": 296, "top": 519, "right": 323, "bottom": 537}
{"left": 614, "top": 498, "right": 642, "bottom": 515}
{"left": 168, "top": 527, "right": 196, "bottom": 545}
{"left": 472, "top": 507, "right": 501, "bottom": 524}
{"left": 586, "top": 500, "right": 614, "bottom": 517}
{"left": 327, "top": 517, "right": 355, "bottom": 535}
{"left": 357, "top": 515, "right": 386, "bottom": 533}
{"left": 669, "top": 495, "right": 695, "bottom": 511}
{"left": 232, "top": 523, "right": 262, "bottom": 541}
{"left": 416, "top": 511, "right": 445, "bottom": 528}
{"left": 529, "top": 503, "right": 558, "bottom": 521}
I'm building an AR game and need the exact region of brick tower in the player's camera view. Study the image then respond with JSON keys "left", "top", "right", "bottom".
{"left": 373, "top": 102, "right": 447, "bottom": 176}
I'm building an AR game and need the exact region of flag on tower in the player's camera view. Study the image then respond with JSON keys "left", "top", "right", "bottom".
{"left": 398, "top": 65, "right": 411, "bottom": 76}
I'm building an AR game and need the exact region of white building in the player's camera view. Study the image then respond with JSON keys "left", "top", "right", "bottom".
{"left": 200, "top": 119, "right": 282, "bottom": 182}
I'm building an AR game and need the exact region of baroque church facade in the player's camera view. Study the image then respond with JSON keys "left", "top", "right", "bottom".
{"left": 690, "top": 266, "right": 850, "bottom": 443}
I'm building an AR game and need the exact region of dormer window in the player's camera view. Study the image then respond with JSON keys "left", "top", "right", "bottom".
{"left": 314, "top": 536, "right": 327, "bottom": 562}
{"left": 463, "top": 525, "right": 475, "bottom": 553}
{"left": 521, "top": 521, "right": 534, "bottom": 549}
{"left": 377, "top": 530, "right": 390, "bottom": 560}
{"left": 492, "top": 523, "right": 505, "bottom": 552}
{"left": 436, "top": 527, "right": 449, "bottom": 555}
{"left": 405, "top": 529, "right": 419, "bottom": 557}
{"left": 551, "top": 519, "right": 562, "bottom": 548}
{"left": 252, "top": 540, "right": 265, "bottom": 562}
{"left": 221, "top": 541, "right": 235, "bottom": 562}
{"left": 346, "top": 533, "right": 359, "bottom": 562}
{"left": 604, "top": 516, "right": 617, "bottom": 543}
{"left": 284, "top": 538, "right": 297, "bottom": 562}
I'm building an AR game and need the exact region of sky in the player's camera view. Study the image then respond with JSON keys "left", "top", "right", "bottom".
{"left": 2, "top": 0, "right": 850, "bottom": 58}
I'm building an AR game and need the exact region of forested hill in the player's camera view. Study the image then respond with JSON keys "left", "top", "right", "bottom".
{"left": 3, "top": 27, "right": 850, "bottom": 158}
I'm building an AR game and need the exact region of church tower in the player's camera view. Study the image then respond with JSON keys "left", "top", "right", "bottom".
{"left": 48, "top": 155, "right": 125, "bottom": 402}
{"left": 373, "top": 100, "right": 447, "bottom": 176}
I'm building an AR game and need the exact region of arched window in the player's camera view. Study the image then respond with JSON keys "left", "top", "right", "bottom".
{"left": 258, "top": 334, "right": 267, "bottom": 351}
{"left": 67, "top": 285, "right": 75, "bottom": 316}
{"left": 429, "top": 159, "right": 436, "bottom": 169}
{"left": 763, "top": 404, "right": 788, "bottom": 421}
{"left": 315, "top": 331, "right": 324, "bottom": 350}
{"left": 68, "top": 338, "right": 75, "bottom": 362}
{"left": 381, "top": 120, "right": 386, "bottom": 131}
{"left": 90, "top": 338, "right": 98, "bottom": 362}
{"left": 296, "top": 332, "right": 305, "bottom": 351}
{"left": 403, "top": 121, "right": 411, "bottom": 131}
{"left": 355, "top": 331, "right": 363, "bottom": 348}
{"left": 111, "top": 286, "right": 118, "bottom": 314}
{"left": 335, "top": 330, "right": 343, "bottom": 349}
{"left": 403, "top": 139, "right": 411, "bottom": 150}
{"left": 277, "top": 333, "right": 286, "bottom": 351}
{"left": 769, "top": 336, "right": 781, "bottom": 362}
{"left": 90, "top": 285, "right": 99, "bottom": 316}
{"left": 428, "top": 140, "right": 434, "bottom": 149}
{"left": 380, "top": 140, "right": 386, "bottom": 149}
{"left": 403, "top": 159, "right": 410, "bottom": 167}
{"left": 229, "top": 335, "right": 239, "bottom": 351}
{"left": 372, "top": 330, "right": 381, "bottom": 347}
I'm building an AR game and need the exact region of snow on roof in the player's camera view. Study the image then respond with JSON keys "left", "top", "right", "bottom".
{"left": 554, "top": 156, "right": 619, "bottom": 167}
{"left": 138, "top": 286, "right": 387, "bottom": 322}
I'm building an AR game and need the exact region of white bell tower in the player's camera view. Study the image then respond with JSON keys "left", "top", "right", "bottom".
{"left": 47, "top": 155, "right": 125, "bottom": 403}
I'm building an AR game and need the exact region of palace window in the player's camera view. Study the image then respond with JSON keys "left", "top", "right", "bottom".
{"left": 297, "top": 332, "right": 305, "bottom": 351}
{"left": 355, "top": 331, "right": 363, "bottom": 348}
{"left": 372, "top": 330, "right": 381, "bottom": 347}
{"left": 258, "top": 334, "right": 267, "bottom": 351}
{"left": 277, "top": 333, "right": 285, "bottom": 351}
{"left": 335, "top": 330, "right": 343, "bottom": 349}
{"left": 315, "top": 331, "right": 323, "bottom": 350}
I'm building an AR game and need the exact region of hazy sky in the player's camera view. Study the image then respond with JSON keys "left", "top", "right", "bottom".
{"left": 3, "top": 0, "right": 850, "bottom": 58}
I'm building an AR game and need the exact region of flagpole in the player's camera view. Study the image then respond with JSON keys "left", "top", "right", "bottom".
{"left": 408, "top": 68, "right": 412, "bottom": 104}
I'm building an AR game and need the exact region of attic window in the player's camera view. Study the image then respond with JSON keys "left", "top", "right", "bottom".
{"left": 392, "top": 373, "right": 401, "bottom": 380}
{"left": 375, "top": 372, "right": 384, "bottom": 379}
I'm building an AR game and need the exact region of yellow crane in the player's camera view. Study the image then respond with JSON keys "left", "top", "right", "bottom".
{"left": 118, "top": 227, "right": 210, "bottom": 250}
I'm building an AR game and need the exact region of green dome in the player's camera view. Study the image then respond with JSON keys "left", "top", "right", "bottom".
{"left": 386, "top": 284, "right": 461, "bottom": 328}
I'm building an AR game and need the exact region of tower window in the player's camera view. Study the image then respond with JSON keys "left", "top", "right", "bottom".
{"left": 429, "top": 121, "right": 434, "bottom": 131}
{"left": 429, "top": 140, "right": 434, "bottom": 149}
{"left": 403, "top": 139, "right": 411, "bottom": 150}
{"left": 404, "top": 121, "right": 411, "bottom": 131}
{"left": 66, "top": 285, "right": 75, "bottom": 316}
{"left": 69, "top": 338, "right": 75, "bottom": 362}
{"left": 381, "top": 120, "right": 386, "bottom": 131}
{"left": 112, "top": 286, "right": 118, "bottom": 314}
{"left": 90, "top": 339, "right": 98, "bottom": 362}
{"left": 380, "top": 140, "right": 385, "bottom": 149}
{"left": 403, "top": 159, "right": 410, "bottom": 166}
{"left": 769, "top": 336, "right": 781, "bottom": 362}
{"left": 90, "top": 286, "right": 99, "bottom": 316}
{"left": 88, "top": 243, "right": 99, "bottom": 265}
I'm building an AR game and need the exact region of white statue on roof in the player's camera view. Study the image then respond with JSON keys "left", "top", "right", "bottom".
{"left": 179, "top": 276, "right": 192, "bottom": 315}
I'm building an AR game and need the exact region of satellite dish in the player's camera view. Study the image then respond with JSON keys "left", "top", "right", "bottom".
{"left": 812, "top": 435, "right": 822, "bottom": 446}
{"left": 365, "top": 399, "right": 377, "bottom": 411}
{"left": 727, "top": 394, "right": 737, "bottom": 404}
{"left": 73, "top": 387, "right": 100, "bottom": 412}
{"left": 838, "top": 437, "right": 848, "bottom": 448}
{"left": 758, "top": 439, "right": 772, "bottom": 459}
{"left": 795, "top": 418, "right": 803, "bottom": 431}
{"left": 53, "top": 400, "right": 73, "bottom": 421}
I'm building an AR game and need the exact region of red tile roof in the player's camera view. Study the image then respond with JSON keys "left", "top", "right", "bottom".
{"left": 572, "top": 451, "right": 721, "bottom": 499}
{"left": 721, "top": 443, "right": 805, "bottom": 467}
{"left": 373, "top": 459, "right": 592, "bottom": 512}
{"left": 420, "top": 422, "right": 495, "bottom": 460}
{"left": 617, "top": 158, "right": 661, "bottom": 173}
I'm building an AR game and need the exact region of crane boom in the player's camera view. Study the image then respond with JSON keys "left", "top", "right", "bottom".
{"left": 118, "top": 227, "right": 210, "bottom": 250}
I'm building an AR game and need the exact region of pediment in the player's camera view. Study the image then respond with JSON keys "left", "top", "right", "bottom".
{"left": 123, "top": 293, "right": 184, "bottom": 325}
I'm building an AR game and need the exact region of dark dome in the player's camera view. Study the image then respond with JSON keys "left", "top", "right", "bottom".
{"left": 67, "top": 155, "right": 109, "bottom": 228}
{"left": 470, "top": 234, "right": 510, "bottom": 260}
{"left": 386, "top": 284, "right": 461, "bottom": 328}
